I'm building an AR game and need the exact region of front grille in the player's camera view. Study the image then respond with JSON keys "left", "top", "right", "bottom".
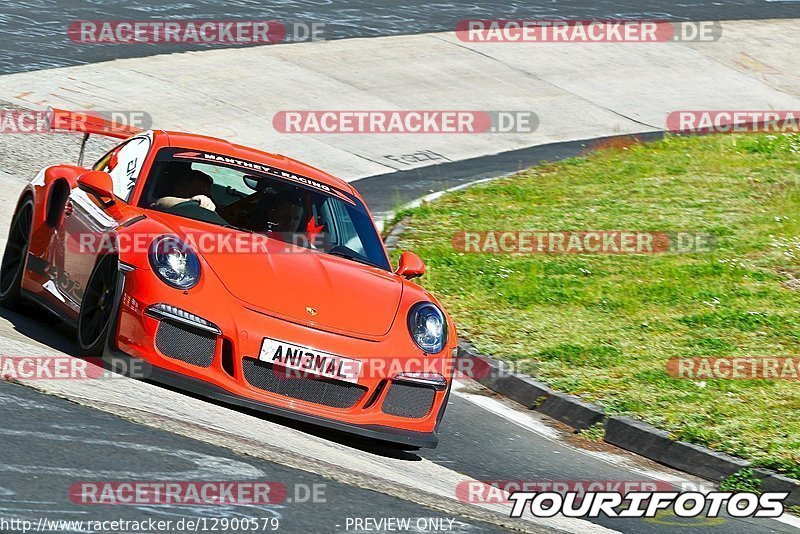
{"left": 155, "top": 320, "right": 216, "bottom": 367}
{"left": 242, "top": 358, "right": 366, "bottom": 409}
{"left": 381, "top": 381, "right": 436, "bottom": 419}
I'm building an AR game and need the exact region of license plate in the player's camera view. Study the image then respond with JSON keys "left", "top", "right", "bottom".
{"left": 258, "top": 338, "right": 362, "bottom": 383}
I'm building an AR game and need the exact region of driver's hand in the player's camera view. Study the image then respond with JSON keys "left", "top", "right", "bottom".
{"left": 191, "top": 195, "right": 216, "bottom": 211}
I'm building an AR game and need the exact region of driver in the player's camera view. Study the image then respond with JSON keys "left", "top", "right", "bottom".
{"left": 153, "top": 169, "right": 216, "bottom": 211}
{"left": 265, "top": 193, "right": 304, "bottom": 234}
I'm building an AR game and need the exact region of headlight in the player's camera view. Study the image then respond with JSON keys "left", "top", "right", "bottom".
{"left": 149, "top": 235, "right": 201, "bottom": 289}
{"left": 407, "top": 302, "right": 447, "bottom": 354}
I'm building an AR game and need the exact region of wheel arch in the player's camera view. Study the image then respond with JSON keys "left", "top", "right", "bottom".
{"left": 13, "top": 187, "right": 35, "bottom": 213}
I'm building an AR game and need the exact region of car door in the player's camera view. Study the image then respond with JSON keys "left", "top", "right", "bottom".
{"left": 55, "top": 134, "right": 152, "bottom": 316}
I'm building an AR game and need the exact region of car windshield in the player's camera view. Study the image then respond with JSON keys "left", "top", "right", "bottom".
{"left": 140, "top": 147, "right": 390, "bottom": 271}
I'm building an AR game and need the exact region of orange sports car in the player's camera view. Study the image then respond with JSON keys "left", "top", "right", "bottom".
{"left": 0, "top": 110, "right": 457, "bottom": 448}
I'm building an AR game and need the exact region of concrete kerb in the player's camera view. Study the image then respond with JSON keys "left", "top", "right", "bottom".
{"left": 382, "top": 217, "right": 410, "bottom": 251}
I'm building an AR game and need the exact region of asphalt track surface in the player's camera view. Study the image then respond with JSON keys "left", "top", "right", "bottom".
{"left": 354, "top": 132, "right": 665, "bottom": 218}
{"left": 1, "top": 0, "right": 799, "bottom": 74}
{"left": 0, "top": 380, "right": 510, "bottom": 534}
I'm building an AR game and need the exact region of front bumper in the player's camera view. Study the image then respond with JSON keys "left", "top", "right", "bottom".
{"left": 105, "top": 265, "right": 453, "bottom": 449}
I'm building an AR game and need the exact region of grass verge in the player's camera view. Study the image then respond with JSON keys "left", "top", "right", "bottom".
{"left": 392, "top": 133, "right": 800, "bottom": 478}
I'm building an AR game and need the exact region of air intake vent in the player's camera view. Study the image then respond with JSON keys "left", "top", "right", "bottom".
{"left": 155, "top": 320, "right": 216, "bottom": 367}
{"left": 381, "top": 382, "right": 436, "bottom": 419}
{"left": 242, "top": 358, "right": 366, "bottom": 409}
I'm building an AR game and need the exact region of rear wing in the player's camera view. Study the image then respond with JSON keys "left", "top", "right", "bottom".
{"left": 46, "top": 107, "right": 145, "bottom": 166}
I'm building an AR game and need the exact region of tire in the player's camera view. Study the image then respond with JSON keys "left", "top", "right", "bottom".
{"left": 0, "top": 197, "right": 34, "bottom": 307}
{"left": 78, "top": 254, "right": 118, "bottom": 356}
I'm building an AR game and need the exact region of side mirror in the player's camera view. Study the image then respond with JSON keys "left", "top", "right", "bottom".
{"left": 396, "top": 251, "right": 426, "bottom": 280}
{"left": 77, "top": 171, "right": 115, "bottom": 200}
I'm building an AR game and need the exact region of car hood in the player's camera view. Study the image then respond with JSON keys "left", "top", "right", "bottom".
{"left": 154, "top": 216, "right": 403, "bottom": 338}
